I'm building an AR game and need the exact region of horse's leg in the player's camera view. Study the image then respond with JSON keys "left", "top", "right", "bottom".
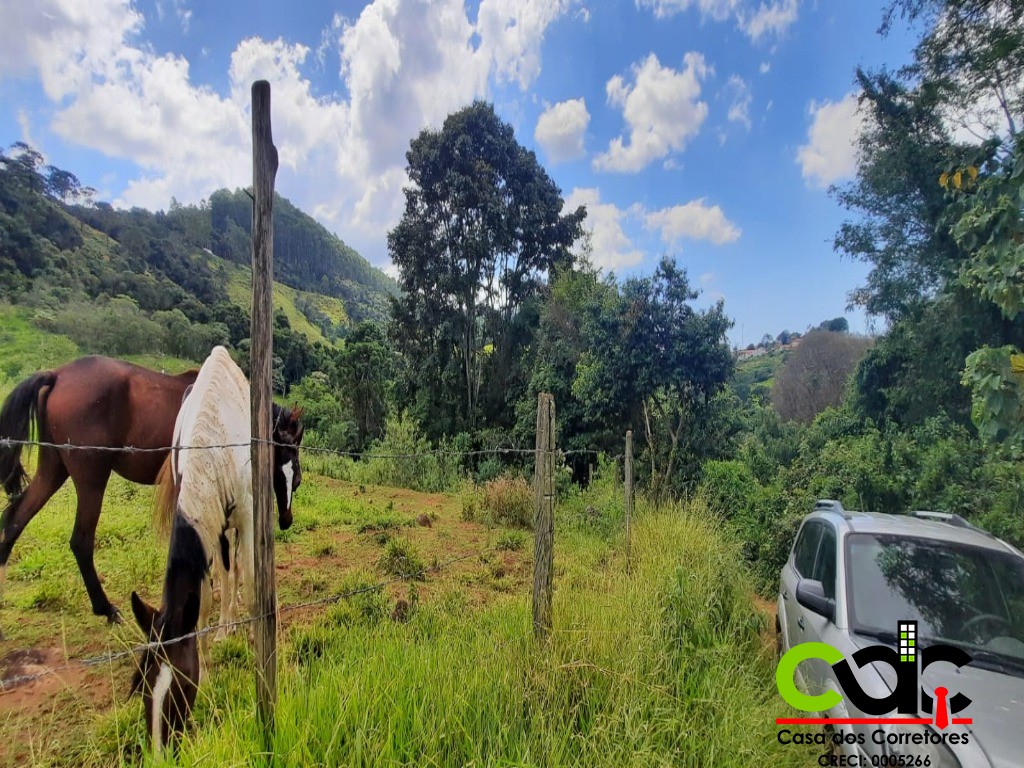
{"left": 68, "top": 468, "right": 119, "bottom": 622}
{"left": 215, "top": 530, "right": 237, "bottom": 641}
{"left": 238, "top": 520, "right": 255, "bottom": 619}
{"left": 199, "top": 574, "right": 213, "bottom": 677}
{"left": 0, "top": 449, "right": 68, "bottom": 637}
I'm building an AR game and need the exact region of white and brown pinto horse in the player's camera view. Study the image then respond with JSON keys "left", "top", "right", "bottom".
{"left": 130, "top": 346, "right": 302, "bottom": 753}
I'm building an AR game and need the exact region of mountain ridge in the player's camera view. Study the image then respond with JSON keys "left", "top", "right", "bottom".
{"left": 0, "top": 143, "right": 397, "bottom": 332}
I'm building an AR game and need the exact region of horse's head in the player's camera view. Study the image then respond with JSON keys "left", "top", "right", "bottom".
{"left": 129, "top": 590, "right": 200, "bottom": 755}
{"left": 272, "top": 405, "right": 304, "bottom": 530}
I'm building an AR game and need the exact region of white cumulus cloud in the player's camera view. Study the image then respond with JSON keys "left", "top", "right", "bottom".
{"left": 477, "top": 0, "right": 571, "bottom": 89}
{"left": 796, "top": 92, "right": 864, "bottom": 188}
{"left": 0, "top": 0, "right": 144, "bottom": 101}
{"left": 643, "top": 199, "right": 741, "bottom": 246}
{"left": 636, "top": 0, "right": 798, "bottom": 41}
{"left": 565, "top": 187, "right": 644, "bottom": 271}
{"left": 594, "top": 52, "right": 709, "bottom": 173}
{"left": 740, "top": 0, "right": 798, "bottom": 41}
{"left": 535, "top": 98, "right": 590, "bottom": 162}
{"left": 2, "top": 0, "right": 577, "bottom": 267}
{"left": 637, "top": 0, "right": 741, "bottom": 22}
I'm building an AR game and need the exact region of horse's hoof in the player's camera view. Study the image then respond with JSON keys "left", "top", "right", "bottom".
{"left": 108, "top": 608, "right": 123, "bottom": 625}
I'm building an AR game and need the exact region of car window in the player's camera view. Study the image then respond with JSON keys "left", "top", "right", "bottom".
{"left": 846, "top": 533, "right": 1024, "bottom": 661}
{"left": 812, "top": 526, "right": 837, "bottom": 599}
{"left": 793, "top": 522, "right": 823, "bottom": 577}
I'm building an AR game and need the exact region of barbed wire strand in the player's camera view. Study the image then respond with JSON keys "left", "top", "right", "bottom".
{"left": 0, "top": 547, "right": 487, "bottom": 692}
{"left": 0, "top": 437, "right": 616, "bottom": 461}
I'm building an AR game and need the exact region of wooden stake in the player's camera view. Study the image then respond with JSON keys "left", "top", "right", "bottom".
{"left": 250, "top": 80, "right": 278, "bottom": 757}
{"left": 625, "top": 429, "right": 634, "bottom": 574}
{"left": 532, "top": 393, "right": 555, "bottom": 640}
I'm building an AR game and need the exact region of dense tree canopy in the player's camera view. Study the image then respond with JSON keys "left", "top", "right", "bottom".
{"left": 521, "top": 255, "right": 735, "bottom": 492}
{"left": 388, "top": 101, "right": 585, "bottom": 435}
{"left": 834, "top": 0, "right": 1024, "bottom": 432}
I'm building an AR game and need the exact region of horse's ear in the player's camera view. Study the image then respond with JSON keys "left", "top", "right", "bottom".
{"left": 288, "top": 406, "right": 304, "bottom": 443}
{"left": 131, "top": 591, "right": 158, "bottom": 635}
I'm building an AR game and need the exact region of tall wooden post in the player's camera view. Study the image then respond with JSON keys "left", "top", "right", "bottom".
{"left": 624, "top": 429, "right": 634, "bottom": 574}
{"left": 532, "top": 393, "right": 555, "bottom": 640}
{"left": 250, "top": 80, "right": 278, "bottom": 756}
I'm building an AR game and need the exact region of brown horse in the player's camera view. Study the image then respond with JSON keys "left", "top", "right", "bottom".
{"left": 0, "top": 355, "right": 303, "bottom": 632}
{"left": 0, "top": 357, "right": 198, "bottom": 629}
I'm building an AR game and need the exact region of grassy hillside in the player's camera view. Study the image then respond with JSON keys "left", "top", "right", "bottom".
{"left": 0, "top": 467, "right": 813, "bottom": 767}
{"left": 203, "top": 252, "right": 349, "bottom": 346}
{"left": 1, "top": 149, "right": 397, "bottom": 349}
{"left": 0, "top": 305, "right": 197, "bottom": 400}
{"left": 732, "top": 350, "right": 787, "bottom": 403}
{"left": 204, "top": 188, "right": 397, "bottom": 324}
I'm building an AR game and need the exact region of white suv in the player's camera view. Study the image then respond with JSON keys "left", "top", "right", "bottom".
{"left": 777, "top": 500, "right": 1024, "bottom": 767}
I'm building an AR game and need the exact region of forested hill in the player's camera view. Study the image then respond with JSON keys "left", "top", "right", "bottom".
{"left": 0, "top": 143, "right": 397, "bottom": 328}
{"left": 202, "top": 188, "right": 396, "bottom": 318}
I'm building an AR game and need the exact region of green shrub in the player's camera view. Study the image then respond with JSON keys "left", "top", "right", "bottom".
{"left": 352, "top": 413, "right": 463, "bottom": 493}
{"left": 326, "top": 570, "right": 389, "bottom": 628}
{"left": 698, "top": 460, "right": 755, "bottom": 520}
{"left": 38, "top": 296, "right": 168, "bottom": 356}
{"left": 558, "top": 454, "right": 625, "bottom": 537}
{"left": 474, "top": 456, "right": 503, "bottom": 484}
{"left": 494, "top": 531, "right": 526, "bottom": 551}
{"left": 481, "top": 474, "right": 533, "bottom": 528}
{"left": 377, "top": 538, "right": 427, "bottom": 580}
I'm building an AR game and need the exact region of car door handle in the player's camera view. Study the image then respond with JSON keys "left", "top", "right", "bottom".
{"left": 782, "top": 590, "right": 789, "bottom": 601}
{"left": 797, "top": 617, "right": 805, "bottom": 630}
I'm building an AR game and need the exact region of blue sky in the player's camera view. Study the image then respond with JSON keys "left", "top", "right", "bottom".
{"left": 0, "top": 0, "right": 919, "bottom": 347}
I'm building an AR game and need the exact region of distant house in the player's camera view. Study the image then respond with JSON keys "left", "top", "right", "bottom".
{"left": 736, "top": 347, "right": 768, "bottom": 360}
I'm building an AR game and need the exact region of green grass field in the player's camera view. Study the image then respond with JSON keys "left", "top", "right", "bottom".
{"left": 0, "top": 315, "right": 814, "bottom": 766}
{"left": 0, "top": 457, "right": 813, "bottom": 767}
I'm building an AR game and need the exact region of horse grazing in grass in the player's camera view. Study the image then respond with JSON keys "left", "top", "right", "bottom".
{"left": 0, "top": 357, "right": 199, "bottom": 629}
{"left": 0, "top": 353, "right": 303, "bottom": 635}
{"left": 130, "top": 346, "right": 303, "bottom": 753}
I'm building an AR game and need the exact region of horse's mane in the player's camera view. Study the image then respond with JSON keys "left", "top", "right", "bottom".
{"left": 153, "top": 455, "right": 176, "bottom": 541}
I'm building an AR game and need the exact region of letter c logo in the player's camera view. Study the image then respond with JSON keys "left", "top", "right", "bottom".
{"left": 777, "top": 642, "right": 843, "bottom": 712}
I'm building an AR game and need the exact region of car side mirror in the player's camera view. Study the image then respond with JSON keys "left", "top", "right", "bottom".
{"left": 796, "top": 578, "right": 835, "bottom": 623}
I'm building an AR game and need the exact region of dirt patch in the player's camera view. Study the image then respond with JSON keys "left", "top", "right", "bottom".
{"left": 0, "top": 647, "right": 112, "bottom": 710}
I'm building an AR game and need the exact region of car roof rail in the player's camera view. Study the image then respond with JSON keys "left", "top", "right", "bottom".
{"left": 814, "top": 499, "right": 845, "bottom": 514}
{"left": 909, "top": 510, "right": 992, "bottom": 536}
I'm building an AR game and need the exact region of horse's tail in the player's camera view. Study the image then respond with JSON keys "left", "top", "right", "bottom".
{"left": 153, "top": 454, "right": 177, "bottom": 540}
{"left": 0, "top": 371, "right": 56, "bottom": 500}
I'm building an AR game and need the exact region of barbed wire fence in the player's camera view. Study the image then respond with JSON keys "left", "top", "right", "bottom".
{"left": 0, "top": 437, "right": 613, "bottom": 461}
{"left": 0, "top": 411, "right": 636, "bottom": 694}
{"left": 0, "top": 548, "right": 484, "bottom": 691}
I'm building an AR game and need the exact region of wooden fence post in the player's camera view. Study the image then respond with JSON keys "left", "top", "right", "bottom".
{"left": 624, "top": 429, "right": 634, "bottom": 574}
{"left": 532, "top": 393, "right": 555, "bottom": 640}
{"left": 250, "top": 80, "right": 278, "bottom": 757}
